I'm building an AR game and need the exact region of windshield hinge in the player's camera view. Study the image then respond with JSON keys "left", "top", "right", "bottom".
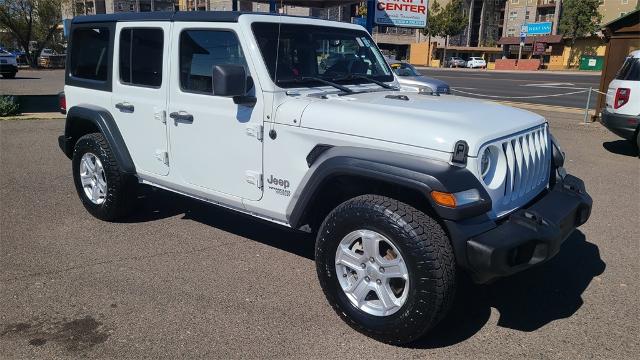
{"left": 451, "top": 141, "right": 468, "bottom": 165}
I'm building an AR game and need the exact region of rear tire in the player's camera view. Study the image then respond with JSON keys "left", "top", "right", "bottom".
{"left": 72, "top": 133, "right": 136, "bottom": 221}
{"left": 1, "top": 72, "right": 16, "bottom": 79}
{"left": 315, "top": 195, "right": 456, "bottom": 345}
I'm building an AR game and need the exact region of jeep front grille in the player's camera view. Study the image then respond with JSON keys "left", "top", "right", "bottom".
{"left": 483, "top": 124, "right": 551, "bottom": 218}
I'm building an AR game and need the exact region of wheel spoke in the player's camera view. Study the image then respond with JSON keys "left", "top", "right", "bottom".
{"left": 80, "top": 174, "right": 93, "bottom": 187}
{"left": 91, "top": 184, "right": 100, "bottom": 200}
{"left": 375, "top": 283, "right": 399, "bottom": 312}
{"left": 380, "top": 263, "right": 408, "bottom": 280}
{"left": 361, "top": 231, "right": 379, "bottom": 259}
{"left": 348, "top": 279, "right": 370, "bottom": 306}
{"left": 335, "top": 244, "right": 363, "bottom": 270}
{"left": 83, "top": 156, "right": 95, "bottom": 172}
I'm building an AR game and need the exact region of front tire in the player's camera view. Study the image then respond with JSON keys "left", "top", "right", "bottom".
{"left": 315, "top": 195, "right": 456, "bottom": 344}
{"left": 72, "top": 133, "right": 136, "bottom": 221}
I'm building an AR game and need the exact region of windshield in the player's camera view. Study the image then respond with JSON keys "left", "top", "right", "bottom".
{"left": 252, "top": 22, "right": 393, "bottom": 89}
{"left": 391, "top": 63, "right": 420, "bottom": 77}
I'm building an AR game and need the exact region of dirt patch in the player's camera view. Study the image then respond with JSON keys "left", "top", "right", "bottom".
{"left": 1, "top": 315, "right": 110, "bottom": 352}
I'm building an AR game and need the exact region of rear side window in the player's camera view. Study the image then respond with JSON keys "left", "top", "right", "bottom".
{"left": 69, "top": 27, "right": 110, "bottom": 81}
{"left": 616, "top": 57, "right": 640, "bottom": 81}
{"left": 119, "top": 28, "right": 164, "bottom": 87}
{"left": 179, "top": 30, "right": 246, "bottom": 94}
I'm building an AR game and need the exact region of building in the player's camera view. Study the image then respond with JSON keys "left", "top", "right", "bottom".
{"left": 599, "top": 0, "right": 639, "bottom": 25}
{"left": 70, "top": 0, "right": 178, "bottom": 15}
{"left": 502, "top": 0, "right": 562, "bottom": 38}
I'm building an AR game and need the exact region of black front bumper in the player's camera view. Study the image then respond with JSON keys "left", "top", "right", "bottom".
{"left": 601, "top": 109, "right": 639, "bottom": 140}
{"left": 0, "top": 63, "right": 17, "bottom": 74}
{"left": 449, "top": 174, "right": 592, "bottom": 283}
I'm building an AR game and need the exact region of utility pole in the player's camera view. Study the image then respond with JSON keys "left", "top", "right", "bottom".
{"left": 517, "top": 1, "right": 530, "bottom": 62}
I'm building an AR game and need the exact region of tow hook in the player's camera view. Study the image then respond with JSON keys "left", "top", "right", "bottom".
{"left": 512, "top": 210, "right": 548, "bottom": 230}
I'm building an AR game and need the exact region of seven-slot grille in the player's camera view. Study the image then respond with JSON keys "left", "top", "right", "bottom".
{"left": 485, "top": 124, "right": 551, "bottom": 217}
{"left": 502, "top": 124, "right": 550, "bottom": 202}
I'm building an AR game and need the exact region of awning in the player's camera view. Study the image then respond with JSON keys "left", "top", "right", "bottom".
{"left": 497, "top": 35, "right": 563, "bottom": 45}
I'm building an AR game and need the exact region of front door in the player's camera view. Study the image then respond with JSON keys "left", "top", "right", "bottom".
{"left": 167, "top": 23, "right": 263, "bottom": 201}
{"left": 112, "top": 23, "right": 171, "bottom": 176}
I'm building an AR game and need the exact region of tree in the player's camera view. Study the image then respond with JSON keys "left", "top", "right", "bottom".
{"left": 0, "top": 0, "right": 66, "bottom": 67}
{"left": 558, "top": 0, "right": 602, "bottom": 67}
{"left": 436, "top": 0, "right": 468, "bottom": 67}
{"left": 422, "top": 0, "right": 444, "bottom": 66}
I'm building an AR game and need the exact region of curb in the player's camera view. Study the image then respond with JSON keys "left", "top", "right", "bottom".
{"left": 495, "top": 100, "right": 594, "bottom": 115}
{"left": 0, "top": 112, "right": 65, "bottom": 121}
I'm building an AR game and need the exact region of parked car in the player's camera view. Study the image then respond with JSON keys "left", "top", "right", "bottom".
{"left": 0, "top": 48, "right": 18, "bottom": 79}
{"left": 40, "top": 48, "right": 57, "bottom": 57}
{"left": 58, "top": 12, "right": 592, "bottom": 345}
{"left": 466, "top": 57, "right": 487, "bottom": 69}
{"left": 445, "top": 56, "right": 466, "bottom": 68}
{"left": 602, "top": 50, "right": 640, "bottom": 153}
{"left": 389, "top": 62, "right": 450, "bottom": 94}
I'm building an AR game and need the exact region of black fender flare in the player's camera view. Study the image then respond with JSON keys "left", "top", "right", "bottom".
{"left": 286, "top": 146, "right": 491, "bottom": 228}
{"left": 60, "top": 105, "right": 136, "bottom": 174}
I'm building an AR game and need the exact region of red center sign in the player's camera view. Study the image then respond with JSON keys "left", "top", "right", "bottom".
{"left": 375, "top": 0, "right": 428, "bottom": 28}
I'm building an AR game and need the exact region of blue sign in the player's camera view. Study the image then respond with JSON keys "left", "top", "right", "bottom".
{"left": 353, "top": 17, "right": 367, "bottom": 27}
{"left": 526, "top": 22, "right": 552, "bottom": 35}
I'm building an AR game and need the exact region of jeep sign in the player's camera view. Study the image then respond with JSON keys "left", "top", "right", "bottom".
{"left": 375, "top": 0, "right": 428, "bottom": 28}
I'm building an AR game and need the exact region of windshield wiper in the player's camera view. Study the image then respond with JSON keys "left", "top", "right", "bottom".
{"left": 278, "top": 76, "right": 353, "bottom": 93}
{"left": 334, "top": 74, "right": 398, "bottom": 90}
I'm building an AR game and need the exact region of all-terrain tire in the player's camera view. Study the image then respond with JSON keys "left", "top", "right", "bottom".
{"left": 315, "top": 194, "right": 456, "bottom": 345}
{"left": 72, "top": 133, "right": 136, "bottom": 221}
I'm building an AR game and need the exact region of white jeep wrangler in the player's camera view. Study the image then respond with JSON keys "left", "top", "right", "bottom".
{"left": 58, "top": 12, "right": 592, "bottom": 344}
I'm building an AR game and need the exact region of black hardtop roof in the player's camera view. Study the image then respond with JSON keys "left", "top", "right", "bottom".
{"left": 71, "top": 11, "right": 311, "bottom": 24}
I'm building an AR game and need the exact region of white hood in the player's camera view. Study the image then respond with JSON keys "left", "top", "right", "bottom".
{"left": 298, "top": 91, "right": 546, "bottom": 156}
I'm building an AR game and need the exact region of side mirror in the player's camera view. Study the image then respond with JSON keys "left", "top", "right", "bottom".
{"left": 212, "top": 64, "right": 256, "bottom": 106}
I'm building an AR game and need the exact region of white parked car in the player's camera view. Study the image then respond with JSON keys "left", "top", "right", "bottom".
{"left": 466, "top": 57, "right": 487, "bottom": 69}
{"left": 602, "top": 50, "right": 640, "bottom": 152}
{"left": 389, "top": 62, "right": 450, "bottom": 94}
{"left": 58, "top": 12, "right": 592, "bottom": 345}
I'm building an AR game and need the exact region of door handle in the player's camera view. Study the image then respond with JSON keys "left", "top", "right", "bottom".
{"left": 169, "top": 111, "right": 194, "bottom": 123}
{"left": 115, "top": 102, "right": 134, "bottom": 112}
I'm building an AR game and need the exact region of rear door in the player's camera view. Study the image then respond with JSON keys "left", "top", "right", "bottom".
{"left": 112, "top": 22, "right": 171, "bottom": 176}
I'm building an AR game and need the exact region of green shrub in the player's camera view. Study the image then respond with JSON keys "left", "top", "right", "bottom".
{"left": 0, "top": 96, "right": 20, "bottom": 117}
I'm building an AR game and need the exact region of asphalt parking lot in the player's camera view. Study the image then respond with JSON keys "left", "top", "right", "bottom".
{"left": 0, "top": 69, "right": 64, "bottom": 96}
{"left": 1, "top": 112, "right": 638, "bottom": 359}
{"left": 417, "top": 68, "right": 601, "bottom": 109}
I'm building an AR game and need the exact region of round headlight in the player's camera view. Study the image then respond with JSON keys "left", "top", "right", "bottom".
{"left": 480, "top": 147, "right": 492, "bottom": 179}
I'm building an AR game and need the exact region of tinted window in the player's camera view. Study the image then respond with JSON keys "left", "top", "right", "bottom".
{"left": 120, "top": 28, "right": 164, "bottom": 87}
{"left": 179, "top": 30, "right": 246, "bottom": 94}
{"left": 70, "top": 27, "right": 110, "bottom": 81}
{"left": 616, "top": 57, "right": 640, "bottom": 81}
{"left": 252, "top": 23, "right": 393, "bottom": 88}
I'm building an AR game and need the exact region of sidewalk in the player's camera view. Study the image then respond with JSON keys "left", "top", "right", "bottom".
{"left": 414, "top": 66, "right": 601, "bottom": 76}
